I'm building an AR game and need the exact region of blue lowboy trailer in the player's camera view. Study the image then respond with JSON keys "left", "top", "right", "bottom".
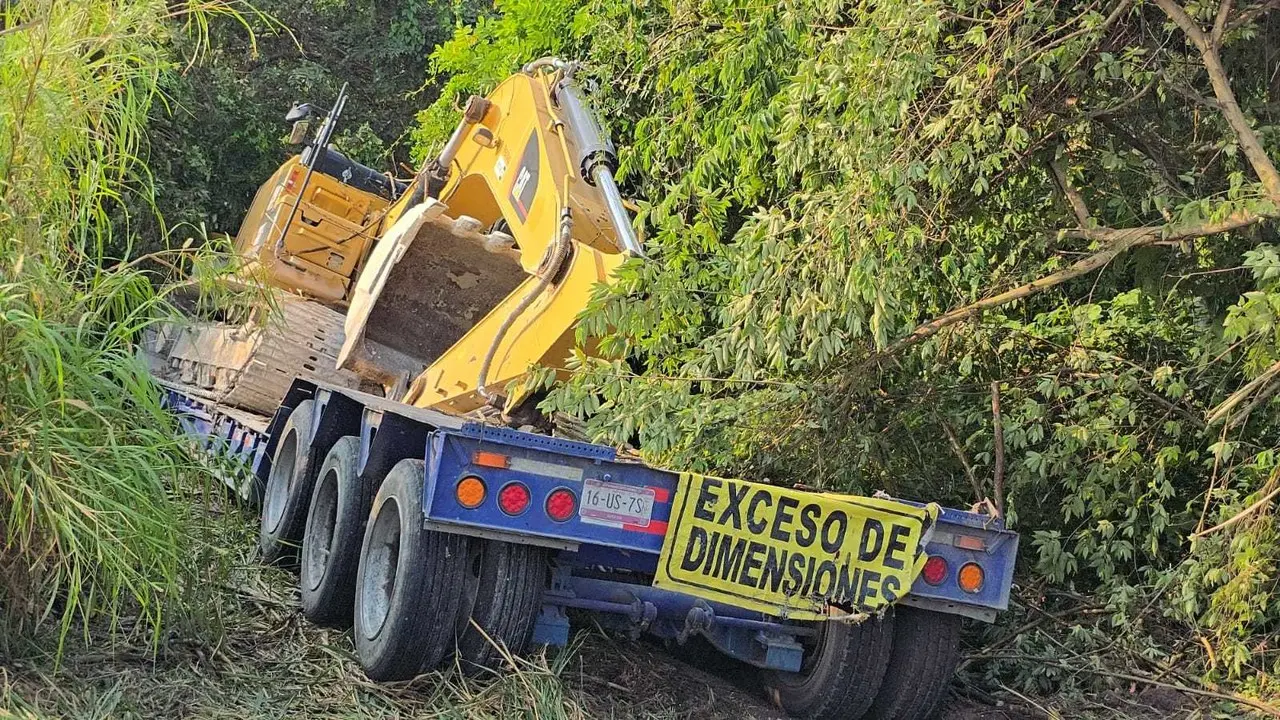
{"left": 162, "top": 379, "right": 1018, "bottom": 720}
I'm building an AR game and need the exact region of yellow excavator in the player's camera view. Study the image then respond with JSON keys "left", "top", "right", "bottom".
{"left": 149, "top": 57, "right": 643, "bottom": 423}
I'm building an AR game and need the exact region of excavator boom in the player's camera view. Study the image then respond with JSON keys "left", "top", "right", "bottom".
{"left": 338, "top": 60, "right": 641, "bottom": 415}
{"left": 149, "top": 59, "right": 640, "bottom": 423}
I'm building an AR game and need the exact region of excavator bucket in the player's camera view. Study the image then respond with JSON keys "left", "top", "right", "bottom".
{"left": 338, "top": 198, "right": 526, "bottom": 397}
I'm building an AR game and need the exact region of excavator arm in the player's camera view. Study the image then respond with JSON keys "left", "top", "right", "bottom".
{"left": 337, "top": 59, "right": 642, "bottom": 415}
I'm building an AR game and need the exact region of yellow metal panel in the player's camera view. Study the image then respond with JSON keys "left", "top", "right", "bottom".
{"left": 233, "top": 154, "right": 388, "bottom": 304}
{"left": 655, "top": 474, "right": 938, "bottom": 620}
{"left": 404, "top": 244, "right": 623, "bottom": 412}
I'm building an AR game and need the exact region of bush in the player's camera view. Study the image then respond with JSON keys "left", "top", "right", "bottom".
{"left": 0, "top": 0, "right": 239, "bottom": 650}
{"left": 417, "top": 0, "right": 1280, "bottom": 695}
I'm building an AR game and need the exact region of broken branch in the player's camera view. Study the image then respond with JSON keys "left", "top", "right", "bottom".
{"left": 1191, "top": 471, "right": 1280, "bottom": 539}
{"left": 1153, "top": 0, "right": 1280, "bottom": 201}
{"left": 881, "top": 208, "right": 1273, "bottom": 357}
{"left": 1206, "top": 358, "right": 1280, "bottom": 426}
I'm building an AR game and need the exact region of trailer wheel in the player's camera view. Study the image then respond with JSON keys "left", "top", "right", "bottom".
{"left": 300, "top": 435, "right": 367, "bottom": 627}
{"left": 862, "top": 607, "right": 964, "bottom": 720}
{"left": 354, "top": 459, "right": 469, "bottom": 681}
{"left": 762, "top": 614, "right": 895, "bottom": 720}
{"left": 260, "top": 399, "right": 317, "bottom": 565}
{"left": 456, "top": 540, "right": 548, "bottom": 673}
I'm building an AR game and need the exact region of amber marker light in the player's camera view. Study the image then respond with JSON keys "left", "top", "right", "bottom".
{"left": 456, "top": 476, "right": 487, "bottom": 508}
{"left": 958, "top": 562, "right": 985, "bottom": 593}
{"left": 473, "top": 451, "right": 510, "bottom": 469}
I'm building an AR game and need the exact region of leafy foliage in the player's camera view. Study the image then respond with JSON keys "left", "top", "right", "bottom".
{"left": 134, "top": 0, "right": 468, "bottom": 248}
{"left": 419, "top": 0, "right": 1280, "bottom": 694}
{"left": 0, "top": 0, "right": 234, "bottom": 650}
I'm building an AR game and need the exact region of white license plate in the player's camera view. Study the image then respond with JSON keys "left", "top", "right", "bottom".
{"left": 580, "top": 478, "right": 655, "bottom": 527}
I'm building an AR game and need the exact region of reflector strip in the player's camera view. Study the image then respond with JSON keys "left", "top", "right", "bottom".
{"left": 508, "top": 456, "right": 584, "bottom": 482}
{"left": 623, "top": 519, "right": 668, "bottom": 536}
{"left": 473, "top": 451, "right": 509, "bottom": 469}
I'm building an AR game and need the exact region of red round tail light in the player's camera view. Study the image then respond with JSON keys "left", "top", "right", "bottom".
{"left": 545, "top": 488, "right": 577, "bottom": 522}
{"left": 498, "top": 482, "right": 531, "bottom": 516}
{"left": 922, "top": 555, "right": 948, "bottom": 585}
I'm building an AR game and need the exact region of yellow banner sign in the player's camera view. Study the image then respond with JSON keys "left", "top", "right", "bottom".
{"left": 654, "top": 474, "right": 938, "bottom": 620}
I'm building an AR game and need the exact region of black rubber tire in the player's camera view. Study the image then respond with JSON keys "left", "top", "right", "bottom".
{"left": 300, "top": 435, "right": 368, "bottom": 627}
{"left": 763, "top": 614, "right": 895, "bottom": 720}
{"left": 862, "top": 607, "right": 964, "bottom": 720}
{"left": 259, "top": 399, "right": 317, "bottom": 566}
{"left": 353, "top": 459, "right": 470, "bottom": 681}
{"left": 456, "top": 540, "right": 548, "bottom": 674}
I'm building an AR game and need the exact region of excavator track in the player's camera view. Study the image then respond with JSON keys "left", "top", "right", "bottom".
{"left": 146, "top": 295, "right": 364, "bottom": 416}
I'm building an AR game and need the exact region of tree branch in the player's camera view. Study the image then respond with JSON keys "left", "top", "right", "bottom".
{"left": 1162, "top": 74, "right": 1222, "bottom": 111}
{"left": 1086, "top": 76, "right": 1157, "bottom": 118}
{"left": 1191, "top": 470, "right": 1280, "bottom": 539}
{"left": 1153, "top": 0, "right": 1208, "bottom": 44}
{"left": 941, "top": 419, "right": 985, "bottom": 504}
{"left": 1153, "top": 0, "right": 1280, "bottom": 201}
{"left": 1049, "top": 153, "right": 1093, "bottom": 226}
{"left": 990, "top": 381, "right": 1006, "bottom": 519}
{"left": 1206, "top": 358, "right": 1280, "bottom": 426}
{"left": 1011, "top": 0, "right": 1133, "bottom": 78}
{"left": 1226, "top": 0, "right": 1280, "bottom": 32}
{"left": 1211, "top": 0, "right": 1235, "bottom": 45}
{"left": 881, "top": 208, "right": 1274, "bottom": 357}
{"left": 1097, "top": 116, "right": 1188, "bottom": 208}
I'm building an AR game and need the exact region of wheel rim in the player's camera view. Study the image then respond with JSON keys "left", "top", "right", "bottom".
{"left": 798, "top": 621, "right": 830, "bottom": 676}
{"left": 264, "top": 428, "right": 298, "bottom": 533}
{"left": 772, "top": 620, "right": 830, "bottom": 690}
{"left": 303, "top": 467, "right": 340, "bottom": 592}
{"left": 359, "top": 497, "right": 402, "bottom": 640}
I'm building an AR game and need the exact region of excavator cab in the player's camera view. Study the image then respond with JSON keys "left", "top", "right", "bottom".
{"left": 232, "top": 86, "right": 403, "bottom": 306}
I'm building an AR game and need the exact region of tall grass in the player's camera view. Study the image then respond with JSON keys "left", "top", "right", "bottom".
{"left": 0, "top": 0, "right": 244, "bottom": 650}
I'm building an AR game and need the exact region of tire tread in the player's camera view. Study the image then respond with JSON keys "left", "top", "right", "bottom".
{"left": 354, "top": 459, "right": 470, "bottom": 681}
{"left": 863, "top": 606, "right": 964, "bottom": 720}
{"left": 765, "top": 614, "right": 895, "bottom": 720}
{"left": 260, "top": 399, "right": 316, "bottom": 566}
{"left": 300, "top": 435, "right": 363, "bottom": 626}
{"left": 458, "top": 542, "right": 546, "bottom": 672}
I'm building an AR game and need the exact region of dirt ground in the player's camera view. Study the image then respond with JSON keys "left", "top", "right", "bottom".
{"left": 1, "top": 605, "right": 1215, "bottom": 720}
{"left": 0, "top": 526, "right": 1228, "bottom": 720}
{"left": 567, "top": 633, "right": 1210, "bottom": 720}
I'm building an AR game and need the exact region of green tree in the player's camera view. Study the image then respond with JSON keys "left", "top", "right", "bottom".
{"left": 134, "top": 0, "right": 464, "bottom": 247}
{"left": 419, "top": 0, "right": 1280, "bottom": 693}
